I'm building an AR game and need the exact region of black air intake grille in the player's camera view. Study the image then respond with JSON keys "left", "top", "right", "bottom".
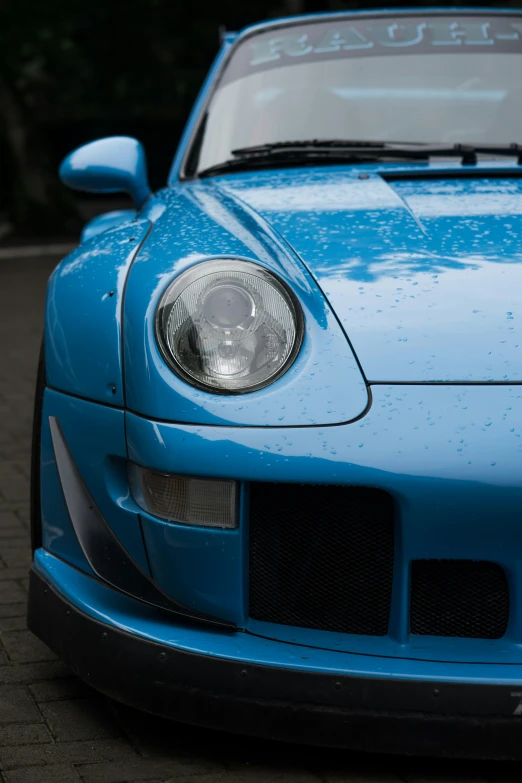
{"left": 411, "top": 560, "right": 509, "bottom": 639}
{"left": 249, "top": 484, "right": 395, "bottom": 636}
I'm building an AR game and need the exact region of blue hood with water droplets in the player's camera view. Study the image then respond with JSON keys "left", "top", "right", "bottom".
{"left": 220, "top": 166, "right": 522, "bottom": 382}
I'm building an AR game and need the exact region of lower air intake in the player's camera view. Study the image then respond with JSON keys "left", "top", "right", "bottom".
{"left": 410, "top": 560, "right": 509, "bottom": 639}
{"left": 249, "top": 483, "right": 395, "bottom": 636}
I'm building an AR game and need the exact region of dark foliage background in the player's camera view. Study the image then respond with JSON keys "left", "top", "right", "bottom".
{"left": 0, "top": 0, "right": 519, "bottom": 237}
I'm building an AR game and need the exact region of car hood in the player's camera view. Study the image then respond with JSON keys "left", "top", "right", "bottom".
{"left": 220, "top": 167, "right": 522, "bottom": 382}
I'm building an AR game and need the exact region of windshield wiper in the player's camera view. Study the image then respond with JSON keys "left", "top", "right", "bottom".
{"left": 198, "top": 150, "right": 386, "bottom": 178}
{"left": 198, "top": 139, "right": 415, "bottom": 177}
{"left": 197, "top": 140, "right": 522, "bottom": 178}
{"left": 232, "top": 139, "right": 393, "bottom": 153}
{"left": 233, "top": 140, "right": 522, "bottom": 164}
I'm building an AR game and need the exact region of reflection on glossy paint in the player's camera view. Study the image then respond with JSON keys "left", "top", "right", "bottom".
{"left": 231, "top": 176, "right": 400, "bottom": 212}
{"left": 45, "top": 221, "right": 150, "bottom": 405}
{"left": 223, "top": 167, "right": 522, "bottom": 382}
{"left": 186, "top": 185, "right": 278, "bottom": 268}
{"left": 392, "top": 177, "right": 522, "bottom": 213}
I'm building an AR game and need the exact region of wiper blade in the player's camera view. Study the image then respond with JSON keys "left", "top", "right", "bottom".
{"left": 232, "top": 139, "right": 392, "bottom": 155}
{"left": 197, "top": 141, "right": 522, "bottom": 178}
{"left": 197, "top": 150, "right": 386, "bottom": 178}
{"left": 232, "top": 140, "right": 522, "bottom": 166}
{"left": 198, "top": 139, "right": 426, "bottom": 177}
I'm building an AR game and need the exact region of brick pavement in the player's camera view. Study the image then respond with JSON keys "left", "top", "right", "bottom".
{"left": 0, "top": 254, "right": 516, "bottom": 782}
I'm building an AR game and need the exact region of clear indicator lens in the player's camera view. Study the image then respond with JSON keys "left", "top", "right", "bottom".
{"left": 156, "top": 260, "right": 302, "bottom": 393}
{"left": 129, "top": 464, "right": 238, "bottom": 528}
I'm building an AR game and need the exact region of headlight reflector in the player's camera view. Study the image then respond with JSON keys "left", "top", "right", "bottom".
{"left": 156, "top": 260, "right": 303, "bottom": 393}
{"left": 129, "top": 464, "right": 238, "bottom": 528}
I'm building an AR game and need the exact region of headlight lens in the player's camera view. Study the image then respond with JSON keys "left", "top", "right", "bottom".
{"left": 155, "top": 260, "right": 303, "bottom": 393}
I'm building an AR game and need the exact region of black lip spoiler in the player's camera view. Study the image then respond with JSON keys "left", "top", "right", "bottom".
{"left": 28, "top": 568, "right": 522, "bottom": 759}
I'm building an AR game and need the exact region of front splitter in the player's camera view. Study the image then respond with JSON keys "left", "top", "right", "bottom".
{"left": 28, "top": 568, "right": 522, "bottom": 758}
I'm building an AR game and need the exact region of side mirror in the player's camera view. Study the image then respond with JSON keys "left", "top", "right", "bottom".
{"left": 59, "top": 136, "right": 151, "bottom": 208}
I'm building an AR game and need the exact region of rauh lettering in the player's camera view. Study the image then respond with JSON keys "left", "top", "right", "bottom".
{"left": 249, "top": 19, "right": 522, "bottom": 66}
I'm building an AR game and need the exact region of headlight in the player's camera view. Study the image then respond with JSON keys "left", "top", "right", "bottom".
{"left": 155, "top": 259, "right": 303, "bottom": 393}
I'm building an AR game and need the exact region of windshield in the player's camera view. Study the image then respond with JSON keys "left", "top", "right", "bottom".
{"left": 192, "top": 14, "right": 522, "bottom": 174}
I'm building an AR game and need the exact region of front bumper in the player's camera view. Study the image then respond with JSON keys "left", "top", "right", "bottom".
{"left": 34, "top": 383, "right": 522, "bottom": 756}
{"left": 29, "top": 559, "right": 522, "bottom": 758}
{"left": 39, "top": 384, "right": 522, "bottom": 660}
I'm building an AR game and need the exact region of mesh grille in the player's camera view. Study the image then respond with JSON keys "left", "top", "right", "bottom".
{"left": 411, "top": 560, "right": 509, "bottom": 639}
{"left": 249, "top": 483, "right": 395, "bottom": 636}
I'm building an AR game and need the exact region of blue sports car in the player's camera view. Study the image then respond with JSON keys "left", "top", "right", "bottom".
{"left": 28, "top": 9, "right": 522, "bottom": 757}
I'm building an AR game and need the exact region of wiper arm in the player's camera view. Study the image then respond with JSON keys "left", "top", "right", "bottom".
{"left": 389, "top": 142, "right": 522, "bottom": 165}
{"left": 197, "top": 149, "right": 387, "bottom": 178}
{"left": 232, "top": 141, "right": 522, "bottom": 166}
{"left": 232, "top": 139, "right": 392, "bottom": 154}
{"left": 197, "top": 141, "right": 522, "bottom": 178}
{"left": 455, "top": 143, "right": 522, "bottom": 164}
{"left": 198, "top": 139, "right": 419, "bottom": 177}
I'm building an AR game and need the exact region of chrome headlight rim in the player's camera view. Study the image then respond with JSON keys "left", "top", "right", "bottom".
{"left": 155, "top": 258, "right": 304, "bottom": 395}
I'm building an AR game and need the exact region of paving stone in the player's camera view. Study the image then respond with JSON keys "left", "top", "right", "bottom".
{"left": 0, "top": 536, "right": 31, "bottom": 548}
{"left": 0, "top": 737, "right": 136, "bottom": 770}
{"left": 0, "top": 722, "right": 52, "bottom": 746}
{"left": 222, "top": 771, "right": 321, "bottom": 782}
{"left": 106, "top": 702, "right": 224, "bottom": 759}
{"left": 4, "top": 764, "right": 81, "bottom": 782}
{"left": 0, "top": 616, "right": 28, "bottom": 632}
{"left": 76, "top": 756, "right": 225, "bottom": 783}
{"left": 0, "top": 527, "right": 27, "bottom": 542}
{"left": 0, "top": 582, "right": 26, "bottom": 605}
{"left": 0, "top": 684, "right": 41, "bottom": 723}
{"left": 0, "top": 661, "right": 71, "bottom": 685}
{"left": 0, "top": 569, "right": 30, "bottom": 583}
{"left": 0, "top": 465, "right": 20, "bottom": 479}
{"left": 13, "top": 505, "right": 30, "bottom": 525}
{"left": 0, "top": 548, "right": 32, "bottom": 569}
{"left": 166, "top": 775, "right": 321, "bottom": 783}
{"left": 40, "top": 698, "right": 120, "bottom": 742}
{"left": 320, "top": 775, "right": 405, "bottom": 783}
{"left": 29, "top": 677, "right": 92, "bottom": 703}
{"left": 0, "top": 478, "right": 30, "bottom": 503}
{"left": 0, "top": 603, "right": 26, "bottom": 620}
{"left": 401, "top": 777, "right": 487, "bottom": 783}
{"left": 0, "top": 504, "right": 29, "bottom": 519}
{"left": 11, "top": 461, "right": 31, "bottom": 476}
{"left": 0, "top": 512, "right": 23, "bottom": 528}
{"left": 1, "top": 629, "right": 57, "bottom": 663}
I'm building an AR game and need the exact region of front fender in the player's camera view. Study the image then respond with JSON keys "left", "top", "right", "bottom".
{"left": 45, "top": 219, "right": 150, "bottom": 406}
{"left": 80, "top": 209, "right": 137, "bottom": 243}
{"left": 123, "top": 185, "right": 369, "bottom": 426}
